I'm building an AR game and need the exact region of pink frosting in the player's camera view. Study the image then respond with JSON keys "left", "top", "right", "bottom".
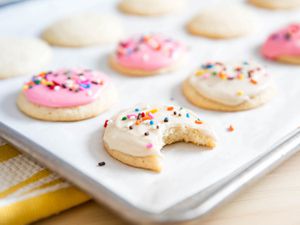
{"left": 262, "top": 24, "right": 300, "bottom": 59}
{"left": 23, "top": 69, "right": 110, "bottom": 108}
{"left": 115, "top": 34, "right": 186, "bottom": 71}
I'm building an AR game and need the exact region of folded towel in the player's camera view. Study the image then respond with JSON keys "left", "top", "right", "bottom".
{"left": 0, "top": 139, "right": 90, "bottom": 225}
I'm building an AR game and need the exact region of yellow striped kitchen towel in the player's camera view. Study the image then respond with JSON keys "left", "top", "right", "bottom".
{"left": 0, "top": 139, "right": 90, "bottom": 225}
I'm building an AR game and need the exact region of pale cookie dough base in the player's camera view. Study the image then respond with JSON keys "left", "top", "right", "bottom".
{"left": 249, "top": 0, "right": 300, "bottom": 9}
{"left": 104, "top": 126, "right": 215, "bottom": 172}
{"left": 109, "top": 55, "right": 185, "bottom": 77}
{"left": 118, "top": 1, "right": 185, "bottom": 16}
{"left": 17, "top": 86, "right": 118, "bottom": 121}
{"left": 182, "top": 79, "right": 276, "bottom": 112}
{"left": 41, "top": 14, "right": 123, "bottom": 48}
{"left": 105, "top": 145, "right": 163, "bottom": 172}
{"left": 276, "top": 55, "right": 300, "bottom": 65}
{"left": 187, "top": 24, "right": 246, "bottom": 39}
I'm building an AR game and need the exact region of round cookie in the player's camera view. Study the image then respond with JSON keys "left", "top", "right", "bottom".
{"left": 103, "top": 104, "right": 216, "bottom": 172}
{"left": 262, "top": 24, "right": 300, "bottom": 64}
{"left": 187, "top": 5, "right": 257, "bottom": 39}
{"left": 17, "top": 69, "right": 118, "bottom": 121}
{"left": 0, "top": 38, "right": 52, "bottom": 79}
{"left": 109, "top": 34, "right": 186, "bottom": 76}
{"left": 183, "top": 61, "right": 276, "bottom": 112}
{"left": 249, "top": 0, "right": 300, "bottom": 10}
{"left": 118, "top": 0, "right": 186, "bottom": 16}
{"left": 42, "top": 13, "right": 123, "bottom": 47}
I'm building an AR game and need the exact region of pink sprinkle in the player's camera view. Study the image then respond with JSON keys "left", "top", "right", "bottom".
{"left": 127, "top": 114, "right": 137, "bottom": 119}
{"left": 146, "top": 143, "right": 153, "bottom": 149}
{"left": 148, "top": 112, "right": 154, "bottom": 119}
{"left": 203, "top": 73, "right": 210, "bottom": 79}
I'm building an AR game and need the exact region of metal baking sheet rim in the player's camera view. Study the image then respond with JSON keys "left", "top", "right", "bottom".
{"left": 1, "top": 121, "right": 300, "bottom": 224}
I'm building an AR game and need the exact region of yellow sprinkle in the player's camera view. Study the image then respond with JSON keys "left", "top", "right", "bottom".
{"left": 195, "top": 70, "right": 208, "bottom": 76}
{"left": 41, "top": 79, "right": 47, "bottom": 85}
{"left": 149, "top": 109, "right": 158, "bottom": 114}
{"left": 236, "top": 90, "right": 244, "bottom": 96}
{"left": 237, "top": 74, "right": 244, "bottom": 80}
{"left": 22, "top": 85, "right": 29, "bottom": 90}
{"left": 45, "top": 81, "right": 53, "bottom": 86}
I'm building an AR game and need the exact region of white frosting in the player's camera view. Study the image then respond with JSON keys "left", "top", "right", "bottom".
{"left": 103, "top": 105, "right": 216, "bottom": 157}
{"left": 189, "top": 61, "right": 274, "bottom": 106}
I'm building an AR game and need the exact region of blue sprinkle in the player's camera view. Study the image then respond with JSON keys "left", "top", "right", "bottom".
{"left": 186, "top": 113, "right": 190, "bottom": 118}
{"left": 80, "top": 83, "right": 91, "bottom": 89}
{"left": 134, "top": 108, "right": 139, "bottom": 112}
{"left": 150, "top": 120, "right": 154, "bottom": 125}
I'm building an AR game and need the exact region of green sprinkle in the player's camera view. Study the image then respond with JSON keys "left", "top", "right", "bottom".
{"left": 121, "top": 116, "right": 127, "bottom": 121}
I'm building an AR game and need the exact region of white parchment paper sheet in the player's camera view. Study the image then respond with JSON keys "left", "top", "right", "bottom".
{"left": 0, "top": 0, "right": 300, "bottom": 213}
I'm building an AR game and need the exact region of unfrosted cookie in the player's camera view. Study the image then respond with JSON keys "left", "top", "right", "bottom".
{"left": 0, "top": 38, "right": 52, "bottom": 79}
{"left": 17, "top": 69, "right": 118, "bottom": 121}
{"left": 103, "top": 104, "right": 216, "bottom": 172}
{"left": 42, "top": 13, "right": 123, "bottom": 47}
{"left": 262, "top": 24, "right": 300, "bottom": 64}
{"left": 109, "top": 34, "right": 186, "bottom": 76}
{"left": 187, "top": 5, "right": 257, "bottom": 39}
{"left": 183, "top": 61, "right": 276, "bottom": 112}
{"left": 118, "top": 0, "right": 186, "bottom": 16}
{"left": 249, "top": 0, "right": 300, "bottom": 10}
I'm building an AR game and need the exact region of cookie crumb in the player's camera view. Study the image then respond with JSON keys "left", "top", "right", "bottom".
{"left": 227, "top": 125, "right": 235, "bottom": 132}
{"left": 98, "top": 162, "right": 106, "bottom": 166}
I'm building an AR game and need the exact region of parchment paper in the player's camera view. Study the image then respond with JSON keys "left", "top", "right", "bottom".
{"left": 0, "top": 0, "right": 299, "bottom": 213}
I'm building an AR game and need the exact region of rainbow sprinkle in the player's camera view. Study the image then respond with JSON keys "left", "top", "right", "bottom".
{"left": 104, "top": 105, "right": 205, "bottom": 150}
{"left": 22, "top": 69, "right": 104, "bottom": 94}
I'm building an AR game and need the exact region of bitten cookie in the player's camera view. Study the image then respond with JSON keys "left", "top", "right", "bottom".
{"left": 183, "top": 61, "right": 276, "bottom": 112}
{"left": 262, "top": 24, "right": 300, "bottom": 64}
{"left": 0, "top": 38, "right": 52, "bottom": 79}
{"left": 249, "top": 0, "right": 300, "bottom": 10}
{"left": 109, "top": 34, "right": 186, "bottom": 76}
{"left": 187, "top": 5, "right": 257, "bottom": 39}
{"left": 17, "top": 69, "right": 118, "bottom": 121}
{"left": 118, "top": 0, "right": 186, "bottom": 16}
{"left": 103, "top": 104, "right": 216, "bottom": 172}
{"left": 42, "top": 13, "right": 123, "bottom": 47}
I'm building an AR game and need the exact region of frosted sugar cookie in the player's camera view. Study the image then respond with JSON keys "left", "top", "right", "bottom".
{"left": 187, "top": 5, "right": 257, "bottom": 39}
{"left": 183, "top": 61, "right": 276, "bottom": 111}
{"left": 109, "top": 34, "right": 186, "bottom": 76}
{"left": 0, "top": 38, "right": 52, "bottom": 79}
{"left": 118, "top": 0, "right": 186, "bottom": 16}
{"left": 249, "top": 0, "right": 300, "bottom": 10}
{"left": 262, "top": 24, "right": 300, "bottom": 64}
{"left": 103, "top": 104, "right": 216, "bottom": 172}
{"left": 42, "top": 13, "right": 123, "bottom": 47}
{"left": 17, "top": 69, "right": 118, "bottom": 121}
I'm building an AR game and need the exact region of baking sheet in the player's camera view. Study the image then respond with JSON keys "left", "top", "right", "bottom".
{"left": 0, "top": 0, "right": 300, "bottom": 214}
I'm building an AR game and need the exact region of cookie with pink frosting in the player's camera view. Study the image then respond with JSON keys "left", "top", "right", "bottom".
{"left": 17, "top": 69, "right": 118, "bottom": 121}
{"left": 262, "top": 24, "right": 300, "bottom": 64}
{"left": 109, "top": 34, "right": 186, "bottom": 76}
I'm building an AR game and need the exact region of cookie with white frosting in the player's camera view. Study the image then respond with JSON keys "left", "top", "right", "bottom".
{"left": 118, "top": 0, "right": 186, "bottom": 16}
{"left": 183, "top": 61, "right": 276, "bottom": 111}
{"left": 103, "top": 104, "right": 216, "bottom": 172}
